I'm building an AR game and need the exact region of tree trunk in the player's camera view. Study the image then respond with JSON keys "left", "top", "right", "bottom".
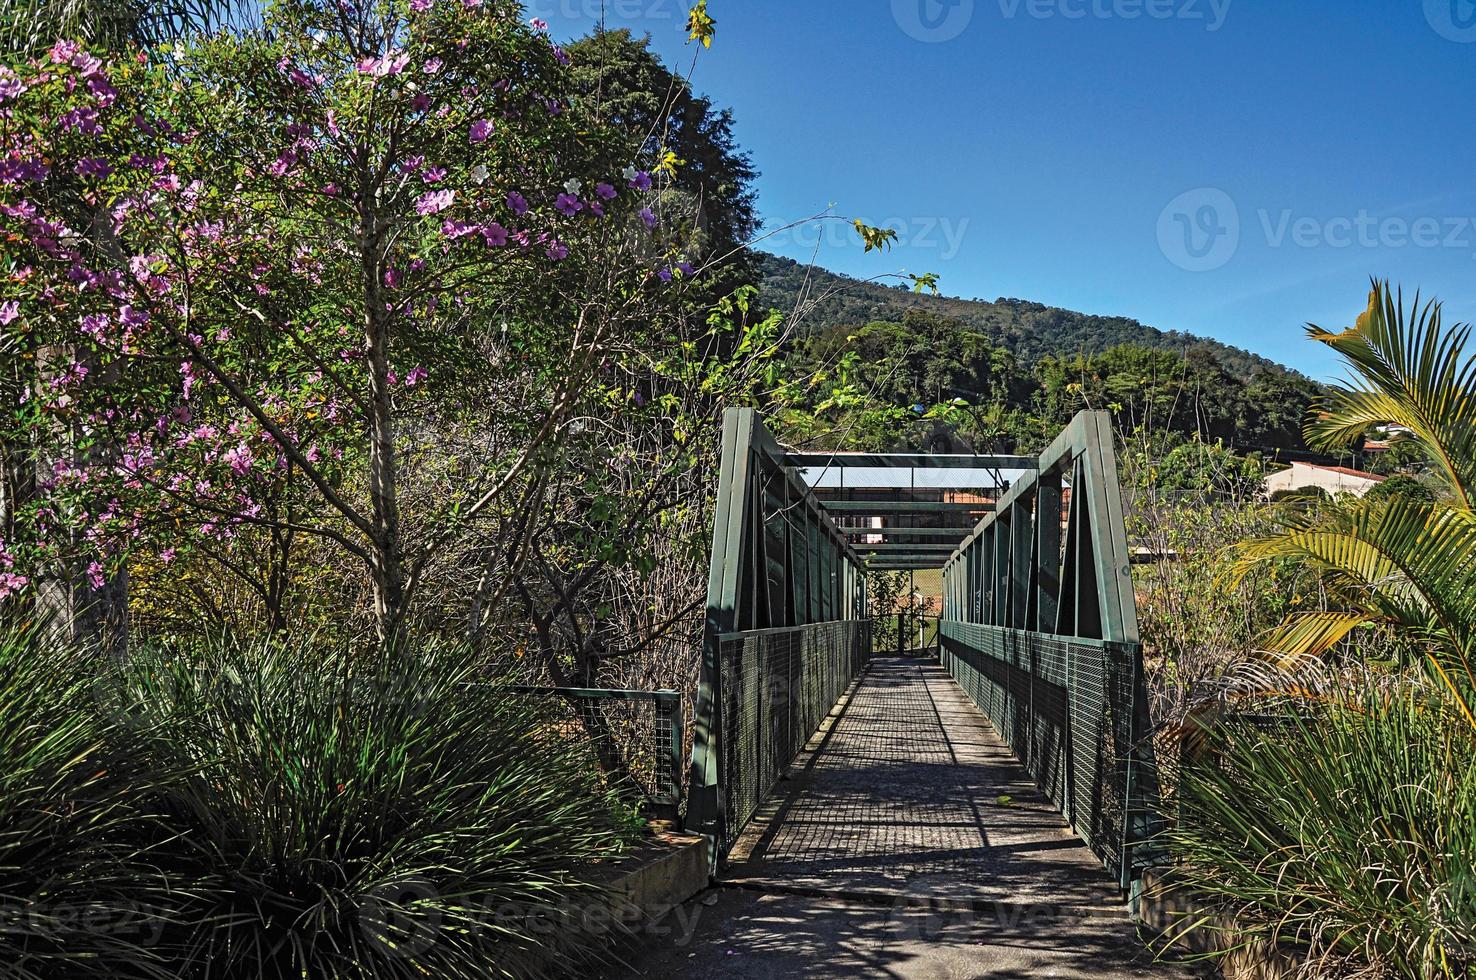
{"left": 362, "top": 236, "right": 405, "bottom": 645}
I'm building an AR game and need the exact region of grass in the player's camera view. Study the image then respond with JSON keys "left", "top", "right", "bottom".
{"left": 0, "top": 625, "right": 642, "bottom": 979}
{"left": 1164, "top": 683, "right": 1476, "bottom": 978}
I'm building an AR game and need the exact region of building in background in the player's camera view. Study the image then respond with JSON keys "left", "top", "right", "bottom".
{"left": 1264, "top": 461, "right": 1386, "bottom": 499}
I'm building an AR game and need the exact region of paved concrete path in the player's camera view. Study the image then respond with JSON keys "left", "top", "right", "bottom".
{"left": 622, "top": 657, "right": 1194, "bottom": 979}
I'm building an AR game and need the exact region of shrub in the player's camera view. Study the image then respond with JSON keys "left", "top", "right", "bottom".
{"left": 119, "top": 638, "right": 640, "bottom": 979}
{"left": 1363, "top": 473, "right": 1436, "bottom": 504}
{"left": 1165, "top": 686, "right": 1476, "bottom": 978}
{"left": 0, "top": 624, "right": 167, "bottom": 980}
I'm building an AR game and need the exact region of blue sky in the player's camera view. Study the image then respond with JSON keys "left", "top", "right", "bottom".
{"left": 541, "top": 0, "right": 1476, "bottom": 378}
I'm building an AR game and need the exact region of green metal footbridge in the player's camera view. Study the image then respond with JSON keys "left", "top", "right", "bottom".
{"left": 684, "top": 408, "right": 1160, "bottom": 893}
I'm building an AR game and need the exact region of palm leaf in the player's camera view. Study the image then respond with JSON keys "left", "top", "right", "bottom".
{"left": 1305, "top": 281, "right": 1476, "bottom": 506}
{"left": 1237, "top": 496, "right": 1476, "bottom": 729}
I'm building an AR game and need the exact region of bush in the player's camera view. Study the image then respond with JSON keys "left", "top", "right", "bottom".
{"left": 0, "top": 625, "right": 167, "bottom": 980}
{"left": 0, "top": 625, "right": 640, "bottom": 979}
{"left": 1268, "top": 485, "right": 1329, "bottom": 503}
{"left": 1165, "top": 687, "right": 1476, "bottom": 978}
{"left": 1364, "top": 473, "right": 1436, "bottom": 504}
{"left": 119, "top": 638, "right": 641, "bottom": 979}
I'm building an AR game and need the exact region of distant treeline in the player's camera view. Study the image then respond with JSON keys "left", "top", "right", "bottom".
{"left": 764, "top": 302, "right": 1322, "bottom": 457}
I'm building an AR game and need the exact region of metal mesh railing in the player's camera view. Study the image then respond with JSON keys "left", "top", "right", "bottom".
{"left": 514, "top": 687, "right": 684, "bottom": 819}
{"left": 716, "top": 619, "right": 872, "bottom": 851}
{"left": 938, "top": 621, "right": 1156, "bottom": 886}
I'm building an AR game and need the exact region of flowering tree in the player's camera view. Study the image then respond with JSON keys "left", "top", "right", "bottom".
{"left": 2, "top": 0, "right": 701, "bottom": 647}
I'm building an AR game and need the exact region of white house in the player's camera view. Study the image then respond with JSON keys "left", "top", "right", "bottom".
{"left": 1263, "top": 461, "right": 1386, "bottom": 499}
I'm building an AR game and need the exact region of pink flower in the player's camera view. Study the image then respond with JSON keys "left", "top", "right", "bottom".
{"left": 159, "top": 549, "right": 176, "bottom": 564}
{"left": 410, "top": 0, "right": 432, "bottom": 8}
{"left": 0, "top": 301, "right": 17, "bottom": 325}
{"left": 442, "top": 218, "right": 476, "bottom": 238}
{"left": 416, "top": 189, "right": 455, "bottom": 215}
{"left": 530, "top": 17, "right": 549, "bottom": 31}
{"left": 86, "top": 562, "right": 104, "bottom": 590}
{"left": 422, "top": 57, "right": 442, "bottom": 74}
{"left": 357, "top": 51, "right": 409, "bottom": 77}
{"left": 422, "top": 166, "right": 446, "bottom": 183}
{"left": 49, "top": 40, "right": 81, "bottom": 64}
{"left": 481, "top": 222, "right": 508, "bottom": 247}
{"left": 406, "top": 366, "right": 428, "bottom": 386}
{"left": 469, "top": 118, "right": 494, "bottom": 143}
{"left": 76, "top": 157, "right": 113, "bottom": 177}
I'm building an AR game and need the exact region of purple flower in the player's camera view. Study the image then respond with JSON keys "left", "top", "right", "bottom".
{"left": 76, "top": 157, "right": 112, "bottom": 178}
{"left": 481, "top": 222, "right": 509, "bottom": 247}
{"left": 0, "top": 301, "right": 17, "bottom": 325}
{"left": 657, "top": 267, "right": 674, "bottom": 282}
{"left": 553, "top": 46, "right": 570, "bottom": 66}
{"left": 410, "top": 0, "right": 432, "bottom": 9}
{"left": 406, "top": 366, "right": 428, "bottom": 385}
{"left": 629, "top": 170, "right": 652, "bottom": 192}
{"left": 639, "top": 207, "right": 657, "bottom": 230}
{"left": 595, "top": 182, "right": 617, "bottom": 201}
{"left": 588, "top": 200, "right": 605, "bottom": 218}
{"left": 441, "top": 218, "right": 476, "bottom": 238}
{"left": 677, "top": 261, "right": 695, "bottom": 275}
{"left": 555, "top": 193, "right": 582, "bottom": 217}
{"left": 506, "top": 191, "right": 529, "bottom": 215}
{"left": 469, "top": 118, "right": 494, "bottom": 143}
{"left": 530, "top": 17, "right": 549, "bottom": 30}
{"left": 423, "top": 57, "right": 442, "bottom": 74}
{"left": 0, "top": 69, "right": 24, "bottom": 103}
{"left": 546, "top": 240, "right": 569, "bottom": 260}
{"left": 416, "top": 189, "right": 455, "bottom": 215}
{"left": 49, "top": 40, "right": 81, "bottom": 64}
{"left": 421, "top": 166, "right": 446, "bottom": 184}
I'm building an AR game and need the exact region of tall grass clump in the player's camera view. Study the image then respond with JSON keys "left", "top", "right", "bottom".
{"left": 1166, "top": 684, "right": 1476, "bottom": 978}
{"left": 121, "top": 637, "right": 640, "bottom": 979}
{"left": 0, "top": 624, "right": 167, "bottom": 979}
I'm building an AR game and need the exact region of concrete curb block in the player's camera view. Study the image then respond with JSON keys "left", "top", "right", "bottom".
{"left": 608, "top": 831, "right": 712, "bottom": 925}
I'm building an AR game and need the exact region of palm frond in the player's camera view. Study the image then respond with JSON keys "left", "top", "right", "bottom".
{"left": 1305, "top": 281, "right": 1476, "bottom": 506}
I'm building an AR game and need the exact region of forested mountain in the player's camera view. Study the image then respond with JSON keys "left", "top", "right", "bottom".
{"left": 758, "top": 252, "right": 1292, "bottom": 381}
{"left": 758, "top": 256, "right": 1324, "bottom": 457}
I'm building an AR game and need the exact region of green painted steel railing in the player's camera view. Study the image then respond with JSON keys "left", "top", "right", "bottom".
{"left": 514, "top": 686, "right": 684, "bottom": 820}
{"left": 938, "top": 623, "right": 1157, "bottom": 886}
{"left": 694, "top": 619, "right": 871, "bottom": 853}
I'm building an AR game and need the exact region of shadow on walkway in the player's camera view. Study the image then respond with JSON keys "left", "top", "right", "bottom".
{"left": 620, "top": 656, "right": 1198, "bottom": 979}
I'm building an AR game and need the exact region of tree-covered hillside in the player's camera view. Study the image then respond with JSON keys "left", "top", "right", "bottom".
{"left": 766, "top": 306, "right": 1323, "bottom": 457}
{"left": 759, "top": 252, "right": 1292, "bottom": 380}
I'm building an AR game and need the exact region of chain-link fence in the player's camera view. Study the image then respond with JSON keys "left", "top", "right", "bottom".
{"left": 939, "top": 621, "right": 1159, "bottom": 888}
{"left": 513, "top": 687, "right": 684, "bottom": 820}
{"left": 712, "top": 619, "right": 872, "bottom": 852}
